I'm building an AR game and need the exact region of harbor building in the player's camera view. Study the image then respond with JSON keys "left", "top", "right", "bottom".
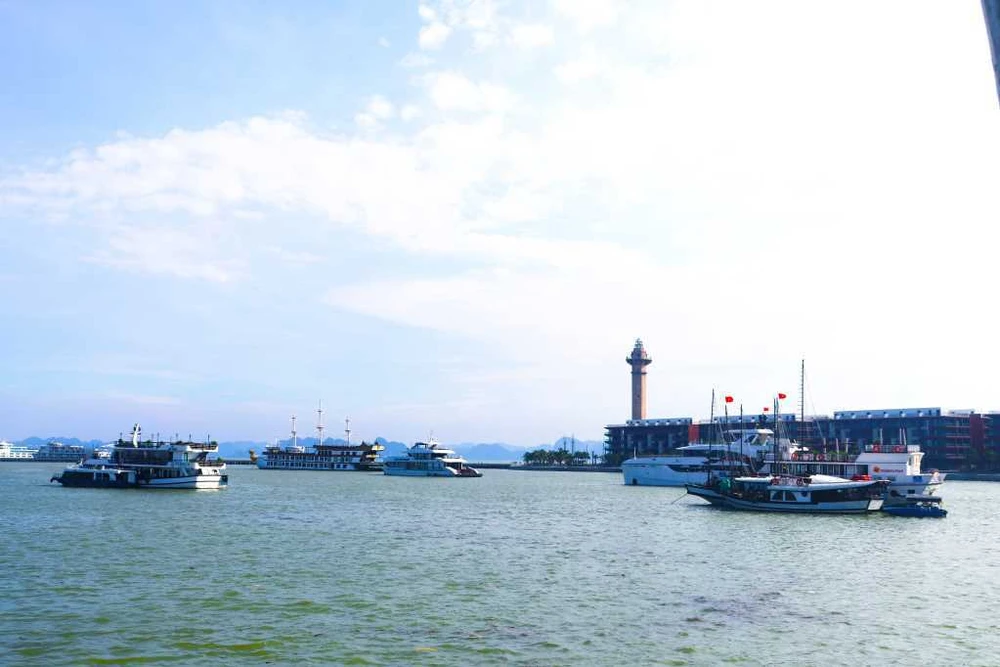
{"left": 604, "top": 338, "right": 982, "bottom": 469}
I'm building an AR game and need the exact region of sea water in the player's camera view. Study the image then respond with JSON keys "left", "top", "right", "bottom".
{"left": 1, "top": 463, "right": 997, "bottom": 666}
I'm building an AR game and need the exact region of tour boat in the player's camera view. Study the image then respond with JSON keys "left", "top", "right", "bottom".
{"left": 685, "top": 474, "right": 888, "bottom": 514}
{"left": 50, "top": 424, "right": 228, "bottom": 490}
{"left": 624, "top": 428, "right": 942, "bottom": 504}
{"left": 760, "top": 443, "right": 944, "bottom": 504}
{"left": 256, "top": 412, "right": 383, "bottom": 471}
{"left": 622, "top": 429, "right": 779, "bottom": 487}
{"left": 33, "top": 441, "right": 87, "bottom": 462}
{"left": 0, "top": 440, "right": 37, "bottom": 460}
{"left": 382, "top": 439, "right": 482, "bottom": 477}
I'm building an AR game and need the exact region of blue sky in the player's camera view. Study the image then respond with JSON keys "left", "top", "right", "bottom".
{"left": 2, "top": 1, "right": 999, "bottom": 445}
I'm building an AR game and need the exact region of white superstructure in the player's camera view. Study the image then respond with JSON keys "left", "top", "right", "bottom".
{"left": 51, "top": 424, "right": 227, "bottom": 490}
{"left": 0, "top": 440, "right": 37, "bottom": 460}
{"left": 622, "top": 429, "right": 779, "bottom": 487}
{"left": 383, "top": 439, "right": 482, "bottom": 477}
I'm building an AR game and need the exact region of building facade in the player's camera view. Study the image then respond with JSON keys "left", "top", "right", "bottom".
{"left": 605, "top": 407, "right": 976, "bottom": 470}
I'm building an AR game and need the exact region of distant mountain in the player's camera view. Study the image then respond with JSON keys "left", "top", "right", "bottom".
{"left": 12, "top": 435, "right": 604, "bottom": 462}
{"left": 17, "top": 436, "right": 104, "bottom": 449}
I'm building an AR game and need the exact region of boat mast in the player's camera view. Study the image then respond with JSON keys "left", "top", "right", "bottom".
{"left": 290, "top": 415, "right": 297, "bottom": 449}
{"left": 707, "top": 389, "right": 715, "bottom": 482}
{"left": 317, "top": 401, "right": 324, "bottom": 447}
{"left": 800, "top": 359, "right": 805, "bottom": 441}
{"left": 345, "top": 417, "right": 351, "bottom": 446}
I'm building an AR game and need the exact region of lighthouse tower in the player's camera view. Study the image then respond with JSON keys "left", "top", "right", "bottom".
{"left": 626, "top": 338, "right": 652, "bottom": 420}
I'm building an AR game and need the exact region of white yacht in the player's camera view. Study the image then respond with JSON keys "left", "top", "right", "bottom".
{"left": 383, "top": 439, "right": 482, "bottom": 477}
{"left": 622, "top": 429, "right": 778, "bottom": 487}
{"left": 0, "top": 440, "right": 37, "bottom": 460}
{"left": 50, "top": 424, "right": 228, "bottom": 490}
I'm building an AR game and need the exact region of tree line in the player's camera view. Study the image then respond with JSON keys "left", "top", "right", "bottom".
{"left": 521, "top": 448, "right": 599, "bottom": 466}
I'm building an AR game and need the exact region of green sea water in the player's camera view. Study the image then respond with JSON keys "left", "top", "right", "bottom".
{"left": 1, "top": 463, "right": 996, "bottom": 666}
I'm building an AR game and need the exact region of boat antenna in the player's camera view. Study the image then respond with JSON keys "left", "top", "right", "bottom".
{"left": 317, "top": 400, "right": 324, "bottom": 447}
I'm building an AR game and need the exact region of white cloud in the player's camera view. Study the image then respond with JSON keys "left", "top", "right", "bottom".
{"left": 378, "top": 36, "right": 390, "bottom": 48}
{"left": 366, "top": 95, "right": 394, "bottom": 119}
{"left": 400, "top": 104, "right": 421, "bottom": 122}
{"left": 552, "top": 0, "right": 620, "bottom": 32}
{"left": 554, "top": 49, "right": 606, "bottom": 83}
{"left": 510, "top": 23, "right": 554, "bottom": 49}
{"left": 426, "top": 72, "right": 514, "bottom": 112}
{"left": 419, "top": 22, "right": 452, "bottom": 49}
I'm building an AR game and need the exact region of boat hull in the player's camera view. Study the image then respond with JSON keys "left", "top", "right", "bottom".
{"left": 384, "top": 467, "right": 460, "bottom": 477}
{"left": 52, "top": 470, "right": 228, "bottom": 490}
{"left": 686, "top": 483, "right": 884, "bottom": 514}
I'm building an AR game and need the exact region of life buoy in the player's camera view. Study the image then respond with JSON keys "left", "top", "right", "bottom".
{"left": 872, "top": 445, "right": 881, "bottom": 453}
{"left": 817, "top": 453, "right": 825, "bottom": 462}
{"left": 893, "top": 446, "right": 904, "bottom": 453}
{"left": 796, "top": 478, "right": 803, "bottom": 487}
{"left": 792, "top": 452, "right": 799, "bottom": 461}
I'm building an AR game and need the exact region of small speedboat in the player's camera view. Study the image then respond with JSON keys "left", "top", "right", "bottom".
{"left": 882, "top": 502, "right": 947, "bottom": 518}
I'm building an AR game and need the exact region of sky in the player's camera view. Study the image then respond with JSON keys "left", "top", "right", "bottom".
{"left": 1, "top": 0, "right": 999, "bottom": 446}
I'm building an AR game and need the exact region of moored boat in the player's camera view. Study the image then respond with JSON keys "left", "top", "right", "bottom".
{"left": 686, "top": 474, "right": 889, "bottom": 514}
{"left": 50, "top": 424, "right": 227, "bottom": 490}
{"left": 0, "top": 440, "right": 37, "bottom": 460}
{"left": 256, "top": 412, "right": 384, "bottom": 471}
{"left": 622, "top": 428, "right": 781, "bottom": 487}
{"left": 881, "top": 498, "right": 948, "bottom": 518}
{"left": 383, "top": 439, "right": 482, "bottom": 477}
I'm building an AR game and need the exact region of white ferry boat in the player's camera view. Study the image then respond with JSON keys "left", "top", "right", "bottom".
{"left": 622, "top": 429, "right": 780, "bottom": 487}
{"left": 383, "top": 439, "right": 482, "bottom": 477}
{"left": 50, "top": 424, "right": 228, "bottom": 490}
{"left": 0, "top": 440, "right": 37, "bottom": 460}
{"left": 257, "top": 413, "right": 384, "bottom": 471}
{"left": 34, "top": 441, "right": 87, "bottom": 462}
{"left": 686, "top": 474, "right": 889, "bottom": 514}
{"left": 763, "top": 443, "right": 944, "bottom": 504}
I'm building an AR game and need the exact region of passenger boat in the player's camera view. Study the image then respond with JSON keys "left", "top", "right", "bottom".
{"left": 50, "top": 424, "right": 228, "bottom": 490}
{"left": 256, "top": 413, "right": 384, "bottom": 471}
{"left": 622, "top": 428, "right": 779, "bottom": 487}
{"left": 760, "top": 443, "right": 944, "bottom": 504}
{"left": 0, "top": 440, "right": 37, "bottom": 460}
{"left": 383, "top": 439, "right": 482, "bottom": 477}
{"left": 685, "top": 474, "right": 888, "bottom": 514}
{"left": 624, "top": 429, "right": 943, "bottom": 504}
{"left": 33, "top": 441, "right": 87, "bottom": 462}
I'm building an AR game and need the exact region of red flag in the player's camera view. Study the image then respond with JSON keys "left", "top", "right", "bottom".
{"left": 763, "top": 407, "right": 770, "bottom": 412}
{"left": 724, "top": 396, "right": 734, "bottom": 403}
{"left": 777, "top": 392, "right": 787, "bottom": 400}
